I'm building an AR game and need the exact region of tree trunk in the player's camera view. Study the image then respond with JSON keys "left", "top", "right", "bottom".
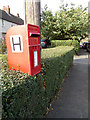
{"left": 25, "top": 0, "right": 41, "bottom": 28}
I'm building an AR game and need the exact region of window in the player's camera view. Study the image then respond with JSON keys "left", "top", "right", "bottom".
{"left": 11, "top": 24, "right": 14, "bottom": 27}
{"left": 2, "top": 20, "right": 5, "bottom": 27}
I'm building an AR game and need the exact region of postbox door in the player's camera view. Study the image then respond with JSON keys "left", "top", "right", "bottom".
{"left": 29, "top": 46, "right": 41, "bottom": 76}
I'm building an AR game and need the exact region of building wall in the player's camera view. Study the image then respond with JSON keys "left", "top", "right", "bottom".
{"left": 0, "top": 19, "right": 17, "bottom": 41}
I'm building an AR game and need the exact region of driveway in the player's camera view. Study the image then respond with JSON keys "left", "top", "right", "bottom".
{"left": 46, "top": 49, "right": 88, "bottom": 118}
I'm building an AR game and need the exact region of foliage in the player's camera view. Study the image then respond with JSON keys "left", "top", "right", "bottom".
{"left": 41, "top": 5, "right": 55, "bottom": 40}
{"left": 51, "top": 40, "right": 79, "bottom": 54}
{"left": 0, "top": 38, "right": 7, "bottom": 54}
{"left": 41, "top": 4, "right": 88, "bottom": 42}
{"left": 1, "top": 46, "right": 74, "bottom": 119}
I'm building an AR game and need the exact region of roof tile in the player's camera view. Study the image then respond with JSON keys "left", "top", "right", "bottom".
{"left": 0, "top": 9, "right": 24, "bottom": 25}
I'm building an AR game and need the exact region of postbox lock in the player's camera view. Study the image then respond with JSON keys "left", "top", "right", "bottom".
{"left": 35, "top": 46, "right": 36, "bottom": 49}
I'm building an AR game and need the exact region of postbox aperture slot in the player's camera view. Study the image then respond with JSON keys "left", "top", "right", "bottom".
{"left": 30, "top": 32, "right": 40, "bottom": 37}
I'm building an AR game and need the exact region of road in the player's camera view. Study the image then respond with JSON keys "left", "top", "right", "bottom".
{"left": 46, "top": 49, "right": 88, "bottom": 118}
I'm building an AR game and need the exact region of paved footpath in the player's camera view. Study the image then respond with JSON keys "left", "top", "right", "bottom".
{"left": 46, "top": 49, "right": 88, "bottom": 118}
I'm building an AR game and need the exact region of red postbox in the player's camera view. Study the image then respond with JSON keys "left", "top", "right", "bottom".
{"left": 6, "top": 24, "right": 41, "bottom": 76}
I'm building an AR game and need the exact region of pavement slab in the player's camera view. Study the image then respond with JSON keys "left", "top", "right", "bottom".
{"left": 46, "top": 49, "right": 88, "bottom": 118}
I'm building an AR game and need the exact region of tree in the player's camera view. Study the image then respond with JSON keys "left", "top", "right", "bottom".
{"left": 41, "top": 4, "right": 88, "bottom": 42}
{"left": 41, "top": 5, "right": 55, "bottom": 40}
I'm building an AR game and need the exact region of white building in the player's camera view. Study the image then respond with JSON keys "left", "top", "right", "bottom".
{"left": 0, "top": 6, "right": 24, "bottom": 41}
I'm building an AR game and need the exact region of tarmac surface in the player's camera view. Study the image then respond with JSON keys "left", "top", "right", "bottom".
{"left": 46, "top": 49, "right": 88, "bottom": 118}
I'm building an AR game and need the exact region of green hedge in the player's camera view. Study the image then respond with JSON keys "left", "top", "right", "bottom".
{"left": 1, "top": 46, "right": 74, "bottom": 119}
{"left": 51, "top": 40, "right": 80, "bottom": 54}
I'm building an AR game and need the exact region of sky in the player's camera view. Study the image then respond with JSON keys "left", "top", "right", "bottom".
{"left": 0, "top": 0, "right": 89, "bottom": 22}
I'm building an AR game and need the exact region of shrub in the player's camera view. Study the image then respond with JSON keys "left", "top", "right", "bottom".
{"left": 1, "top": 46, "right": 74, "bottom": 119}
{"left": 51, "top": 40, "right": 79, "bottom": 55}
{"left": 0, "top": 38, "right": 7, "bottom": 54}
